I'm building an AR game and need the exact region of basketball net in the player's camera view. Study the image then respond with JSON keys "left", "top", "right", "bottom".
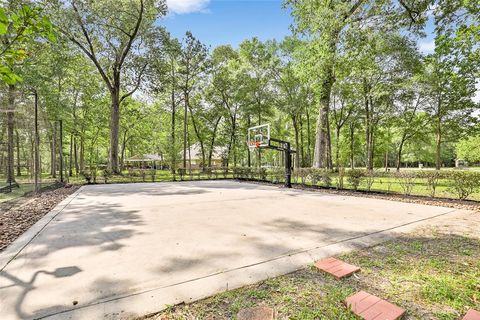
{"left": 248, "top": 141, "right": 261, "bottom": 152}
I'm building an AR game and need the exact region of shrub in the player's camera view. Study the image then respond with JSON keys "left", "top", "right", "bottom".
{"left": 127, "top": 168, "right": 136, "bottom": 182}
{"left": 420, "top": 171, "right": 442, "bottom": 197}
{"left": 448, "top": 171, "right": 480, "bottom": 200}
{"left": 177, "top": 168, "right": 186, "bottom": 180}
{"left": 81, "top": 171, "right": 92, "bottom": 184}
{"left": 347, "top": 169, "right": 365, "bottom": 191}
{"left": 395, "top": 171, "right": 417, "bottom": 196}
{"left": 365, "top": 170, "right": 375, "bottom": 192}
{"left": 102, "top": 169, "right": 112, "bottom": 184}
{"left": 233, "top": 167, "right": 241, "bottom": 179}
{"left": 296, "top": 168, "right": 309, "bottom": 186}
{"left": 221, "top": 167, "right": 228, "bottom": 178}
{"left": 319, "top": 169, "right": 332, "bottom": 187}
{"left": 272, "top": 167, "right": 284, "bottom": 183}
{"left": 205, "top": 167, "right": 213, "bottom": 179}
{"left": 256, "top": 168, "right": 267, "bottom": 181}
{"left": 308, "top": 168, "right": 322, "bottom": 186}
{"left": 336, "top": 167, "right": 345, "bottom": 190}
{"left": 149, "top": 169, "right": 156, "bottom": 182}
{"left": 91, "top": 168, "right": 97, "bottom": 183}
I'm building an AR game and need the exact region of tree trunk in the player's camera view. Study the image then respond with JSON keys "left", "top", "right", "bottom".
{"left": 335, "top": 127, "right": 341, "bottom": 172}
{"left": 59, "top": 120, "right": 64, "bottom": 183}
{"left": 79, "top": 137, "right": 85, "bottom": 173}
{"left": 292, "top": 115, "right": 300, "bottom": 168}
{"left": 207, "top": 116, "right": 222, "bottom": 167}
{"left": 300, "top": 118, "right": 305, "bottom": 167}
{"left": 247, "top": 115, "right": 251, "bottom": 167}
{"left": 349, "top": 122, "right": 355, "bottom": 169}
{"left": 69, "top": 134, "right": 73, "bottom": 176}
{"left": 396, "top": 134, "right": 407, "bottom": 172}
{"left": 6, "top": 85, "right": 16, "bottom": 184}
{"left": 120, "top": 130, "right": 128, "bottom": 172}
{"left": 306, "top": 107, "right": 311, "bottom": 166}
{"left": 435, "top": 116, "right": 442, "bottom": 170}
{"left": 364, "top": 94, "right": 375, "bottom": 171}
{"left": 109, "top": 88, "right": 121, "bottom": 173}
{"left": 183, "top": 92, "right": 188, "bottom": 169}
{"left": 226, "top": 115, "right": 236, "bottom": 168}
{"left": 187, "top": 104, "right": 206, "bottom": 169}
{"left": 313, "top": 72, "right": 334, "bottom": 168}
{"left": 171, "top": 86, "right": 176, "bottom": 175}
{"left": 74, "top": 137, "right": 79, "bottom": 175}
{"left": 16, "top": 129, "right": 21, "bottom": 176}
{"left": 52, "top": 124, "right": 57, "bottom": 177}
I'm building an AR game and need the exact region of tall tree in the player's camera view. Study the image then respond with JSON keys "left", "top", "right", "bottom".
{"left": 177, "top": 32, "right": 208, "bottom": 169}
{"left": 286, "top": 0, "right": 430, "bottom": 168}
{"left": 1, "top": 3, "right": 54, "bottom": 185}
{"left": 51, "top": 0, "right": 166, "bottom": 173}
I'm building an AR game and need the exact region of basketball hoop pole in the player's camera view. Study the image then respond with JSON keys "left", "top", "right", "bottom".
{"left": 284, "top": 141, "right": 292, "bottom": 188}
{"left": 268, "top": 138, "right": 294, "bottom": 188}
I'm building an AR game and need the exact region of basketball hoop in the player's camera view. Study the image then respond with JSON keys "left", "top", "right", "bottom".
{"left": 247, "top": 124, "right": 270, "bottom": 152}
{"left": 247, "top": 140, "right": 261, "bottom": 152}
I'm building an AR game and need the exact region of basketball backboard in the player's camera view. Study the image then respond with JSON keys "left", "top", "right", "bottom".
{"left": 247, "top": 124, "right": 270, "bottom": 152}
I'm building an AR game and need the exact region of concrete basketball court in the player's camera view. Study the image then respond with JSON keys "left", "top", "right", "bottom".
{"left": 0, "top": 180, "right": 470, "bottom": 320}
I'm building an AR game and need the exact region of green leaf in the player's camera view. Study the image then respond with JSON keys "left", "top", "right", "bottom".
{"left": 0, "top": 22, "right": 7, "bottom": 35}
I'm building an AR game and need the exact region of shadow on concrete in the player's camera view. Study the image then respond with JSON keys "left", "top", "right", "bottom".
{"left": 0, "top": 266, "right": 82, "bottom": 319}
{"left": 18, "top": 203, "right": 144, "bottom": 263}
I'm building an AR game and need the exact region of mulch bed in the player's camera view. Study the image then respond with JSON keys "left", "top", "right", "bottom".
{"left": 0, "top": 184, "right": 80, "bottom": 252}
{"left": 238, "top": 179, "right": 480, "bottom": 212}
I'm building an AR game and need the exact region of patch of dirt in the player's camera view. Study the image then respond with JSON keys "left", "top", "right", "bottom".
{"left": 239, "top": 180, "right": 480, "bottom": 212}
{"left": 0, "top": 184, "right": 80, "bottom": 252}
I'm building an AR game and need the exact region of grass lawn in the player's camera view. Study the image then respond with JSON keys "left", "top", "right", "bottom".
{"left": 0, "top": 180, "right": 57, "bottom": 204}
{"left": 147, "top": 217, "right": 480, "bottom": 320}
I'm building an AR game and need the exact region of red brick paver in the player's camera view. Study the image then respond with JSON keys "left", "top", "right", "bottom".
{"left": 314, "top": 257, "right": 360, "bottom": 279}
{"left": 237, "top": 306, "right": 274, "bottom": 320}
{"left": 344, "top": 291, "right": 405, "bottom": 320}
{"left": 463, "top": 309, "right": 480, "bottom": 320}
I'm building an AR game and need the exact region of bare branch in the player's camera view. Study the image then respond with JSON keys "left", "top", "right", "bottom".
{"left": 120, "top": 63, "right": 147, "bottom": 103}
{"left": 69, "top": 1, "right": 113, "bottom": 91}
{"left": 118, "top": 0, "right": 144, "bottom": 69}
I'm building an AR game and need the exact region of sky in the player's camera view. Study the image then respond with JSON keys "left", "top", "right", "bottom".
{"left": 163, "top": 0, "right": 436, "bottom": 52}
{"left": 163, "top": 0, "right": 478, "bottom": 102}
{"left": 163, "top": 0, "right": 292, "bottom": 49}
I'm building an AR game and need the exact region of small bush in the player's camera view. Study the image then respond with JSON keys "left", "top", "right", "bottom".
{"left": 256, "top": 168, "right": 267, "bottom": 181}
{"left": 336, "top": 167, "right": 345, "bottom": 190}
{"left": 149, "top": 169, "right": 156, "bottom": 182}
{"left": 205, "top": 167, "right": 213, "bottom": 179}
{"left": 223, "top": 167, "right": 229, "bottom": 178}
{"left": 91, "top": 168, "right": 97, "bottom": 183}
{"left": 177, "top": 168, "right": 186, "bottom": 180}
{"left": 448, "top": 171, "right": 480, "bottom": 200}
{"left": 319, "top": 169, "right": 332, "bottom": 187}
{"left": 421, "top": 171, "right": 442, "bottom": 197}
{"left": 347, "top": 169, "right": 365, "bottom": 191}
{"left": 308, "top": 168, "right": 322, "bottom": 186}
{"left": 102, "top": 169, "right": 112, "bottom": 184}
{"left": 81, "top": 171, "right": 92, "bottom": 184}
{"left": 296, "top": 168, "right": 309, "bottom": 186}
{"left": 272, "top": 167, "right": 284, "bottom": 184}
{"left": 365, "top": 170, "right": 376, "bottom": 192}
{"left": 395, "top": 171, "right": 417, "bottom": 196}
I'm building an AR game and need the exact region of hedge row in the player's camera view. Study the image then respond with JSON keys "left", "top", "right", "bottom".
{"left": 235, "top": 167, "right": 480, "bottom": 200}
